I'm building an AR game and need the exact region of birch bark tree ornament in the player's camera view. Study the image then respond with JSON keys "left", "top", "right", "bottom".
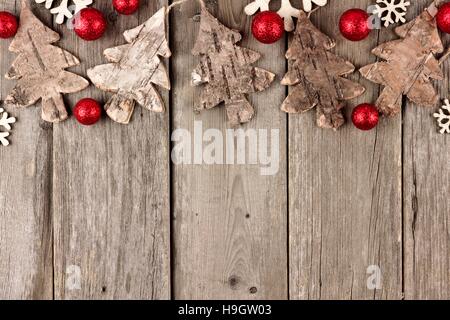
{"left": 87, "top": 7, "right": 171, "bottom": 124}
{"left": 5, "top": 0, "right": 89, "bottom": 123}
{"left": 281, "top": 11, "right": 365, "bottom": 130}
{"left": 192, "top": 4, "right": 275, "bottom": 126}
{"left": 359, "top": 1, "right": 446, "bottom": 117}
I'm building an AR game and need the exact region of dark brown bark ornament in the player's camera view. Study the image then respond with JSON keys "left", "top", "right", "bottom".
{"left": 359, "top": 2, "right": 445, "bottom": 117}
{"left": 87, "top": 7, "right": 171, "bottom": 124}
{"left": 281, "top": 11, "right": 365, "bottom": 130}
{"left": 191, "top": 4, "right": 275, "bottom": 126}
{"left": 5, "top": 0, "right": 89, "bottom": 123}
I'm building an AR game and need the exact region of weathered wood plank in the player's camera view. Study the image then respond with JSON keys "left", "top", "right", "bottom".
{"left": 172, "top": 0, "right": 287, "bottom": 299}
{"left": 0, "top": 0, "right": 53, "bottom": 300}
{"left": 1, "top": 0, "right": 448, "bottom": 301}
{"left": 403, "top": 0, "right": 450, "bottom": 300}
{"left": 52, "top": 0, "right": 170, "bottom": 299}
{"left": 288, "top": 0, "right": 402, "bottom": 299}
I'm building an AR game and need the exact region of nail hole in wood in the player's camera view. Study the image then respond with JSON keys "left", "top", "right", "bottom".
{"left": 107, "top": 12, "right": 118, "bottom": 23}
{"left": 228, "top": 276, "right": 239, "bottom": 289}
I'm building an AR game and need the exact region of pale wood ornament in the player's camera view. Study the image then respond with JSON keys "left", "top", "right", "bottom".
{"left": 0, "top": 107, "right": 16, "bottom": 147}
{"left": 434, "top": 99, "right": 450, "bottom": 134}
{"left": 281, "top": 11, "right": 365, "bottom": 130}
{"left": 5, "top": 0, "right": 89, "bottom": 123}
{"left": 87, "top": 7, "right": 171, "bottom": 124}
{"left": 372, "top": 0, "right": 411, "bottom": 27}
{"left": 360, "top": 2, "right": 445, "bottom": 117}
{"left": 192, "top": 6, "right": 275, "bottom": 126}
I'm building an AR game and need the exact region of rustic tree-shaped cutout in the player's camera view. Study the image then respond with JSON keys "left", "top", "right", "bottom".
{"left": 5, "top": 0, "right": 89, "bottom": 123}
{"left": 359, "top": 3, "right": 445, "bottom": 116}
{"left": 191, "top": 5, "right": 275, "bottom": 126}
{"left": 281, "top": 11, "right": 365, "bottom": 130}
{"left": 88, "top": 7, "right": 171, "bottom": 124}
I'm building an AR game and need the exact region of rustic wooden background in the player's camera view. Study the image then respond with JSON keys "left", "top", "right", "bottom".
{"left": 0, "top": 0, "right": 449, "bottom": 300}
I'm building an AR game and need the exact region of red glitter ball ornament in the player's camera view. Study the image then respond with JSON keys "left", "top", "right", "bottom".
{"left": 73, "top": 8, "right": 107, "bottom": 41}
{"left": 436, "top": 3, "right": 450, "bottom": 34}
{"left": 251, "top": 11, "right": 284, "bottom": 44}
{"left": 113, "top": 0, "right": 140, "bottom": 15}
{"left": 339, "top": 9, "right": 371, "bottom": 41}
{"left": 0, "top": 11, "right": 18, "bottom": 39}
{"left": 351, "top": 104, "right": 379, "bottom": 131}
{"left": 74, "top": 98, "right": 102, "bottom": 126}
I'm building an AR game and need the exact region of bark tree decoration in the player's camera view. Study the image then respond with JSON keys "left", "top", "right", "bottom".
{"left": 5, "top": 0, "right": 89, "bottom": 123}
{"left": 281, "top": 11, "right": 365, "bottom": 130}
{"left": 87, "top": 7, "right": 171, "bottom": 124}
{"left": 359, "top": 2, "right": 445, "bottom": 117}
{"left": 191, "top": 5, "right": 275, "bottom": 126}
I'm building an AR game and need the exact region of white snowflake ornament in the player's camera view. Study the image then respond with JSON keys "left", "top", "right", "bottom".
{"left": 35, "top": 0, "right": 93, "bottom": 24}
{"left": 244, "top": 0, "right": 328, "bottom": 32}
{"left": 278, "top": 0, "right": 301, "bottom": 32}
{"left": 373, "top": 0, "right": 411, "bottom": 28}
{"left": 302, "top": 0, "right": 328, "bottom": 13}
{"left": 0, "top": 132, "right": 10, "bottom": 147}
{"left": 434, "top": 99, "right": 450, "bottom": 134}
{"left": 244, "top": 0, "right": 270, "bottom": 15}
{"left": 0, "top": 107, "right": 16, "bottom": 147}
{"left": 35, "top": 0, "right": 54, "bottom": 8}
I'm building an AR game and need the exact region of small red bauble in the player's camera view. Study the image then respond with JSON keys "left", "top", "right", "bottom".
{"left": 0, "top": 11, "right": 18, "bottom": 39}
{"left": 352, "top": 104, "right": 379, "bottom": 131}
{"left": 251, "top": 11, "right": 284, "bottom": 44}
{"left": 113, "top": 0, "right": 140, "bottom": 15}
{"left": 339, "top": 9, "right": 371, "bottom": 41}
{"left": 436, "top": 3, "right": 450, "bottom": 34}
{"left": 74, "top": 98, "right": 102, "bottom": 126}
{"left": 73, "top": 8, "right": 107, "bottom": 41}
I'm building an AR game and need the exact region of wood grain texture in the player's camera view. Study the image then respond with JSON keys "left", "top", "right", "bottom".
{"left": 0, "top": 0, "right": 53, "bottom": 299}
{"left": 403, "top": 1, "right": 450, "bottom": 300}
{"left": 172, "top": 0, "right": 287, "bottom": 299}
{"left": 52, "top": 0, "right": 170, "bottom": 299}
{"left": 0, "top": 0, "right": 449, "bottom": 301}
{"left": 288, "top": 0, "right": 402, "bottom": 299}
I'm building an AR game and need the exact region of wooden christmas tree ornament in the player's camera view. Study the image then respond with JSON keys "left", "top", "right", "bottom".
{"left": 191, "top": 3, "right": 275, "bottom": 126}
{"left": 5, "top": 0, "right": 89, "bottom": 123}
{"left": 359, "top": 1, "right": 447, "bottom": 117}
{"left": 281, "top": 11, "right": 365, "bottom": 130}
{"left": 87, "top": 7, "right": 171, "bottom": 124}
